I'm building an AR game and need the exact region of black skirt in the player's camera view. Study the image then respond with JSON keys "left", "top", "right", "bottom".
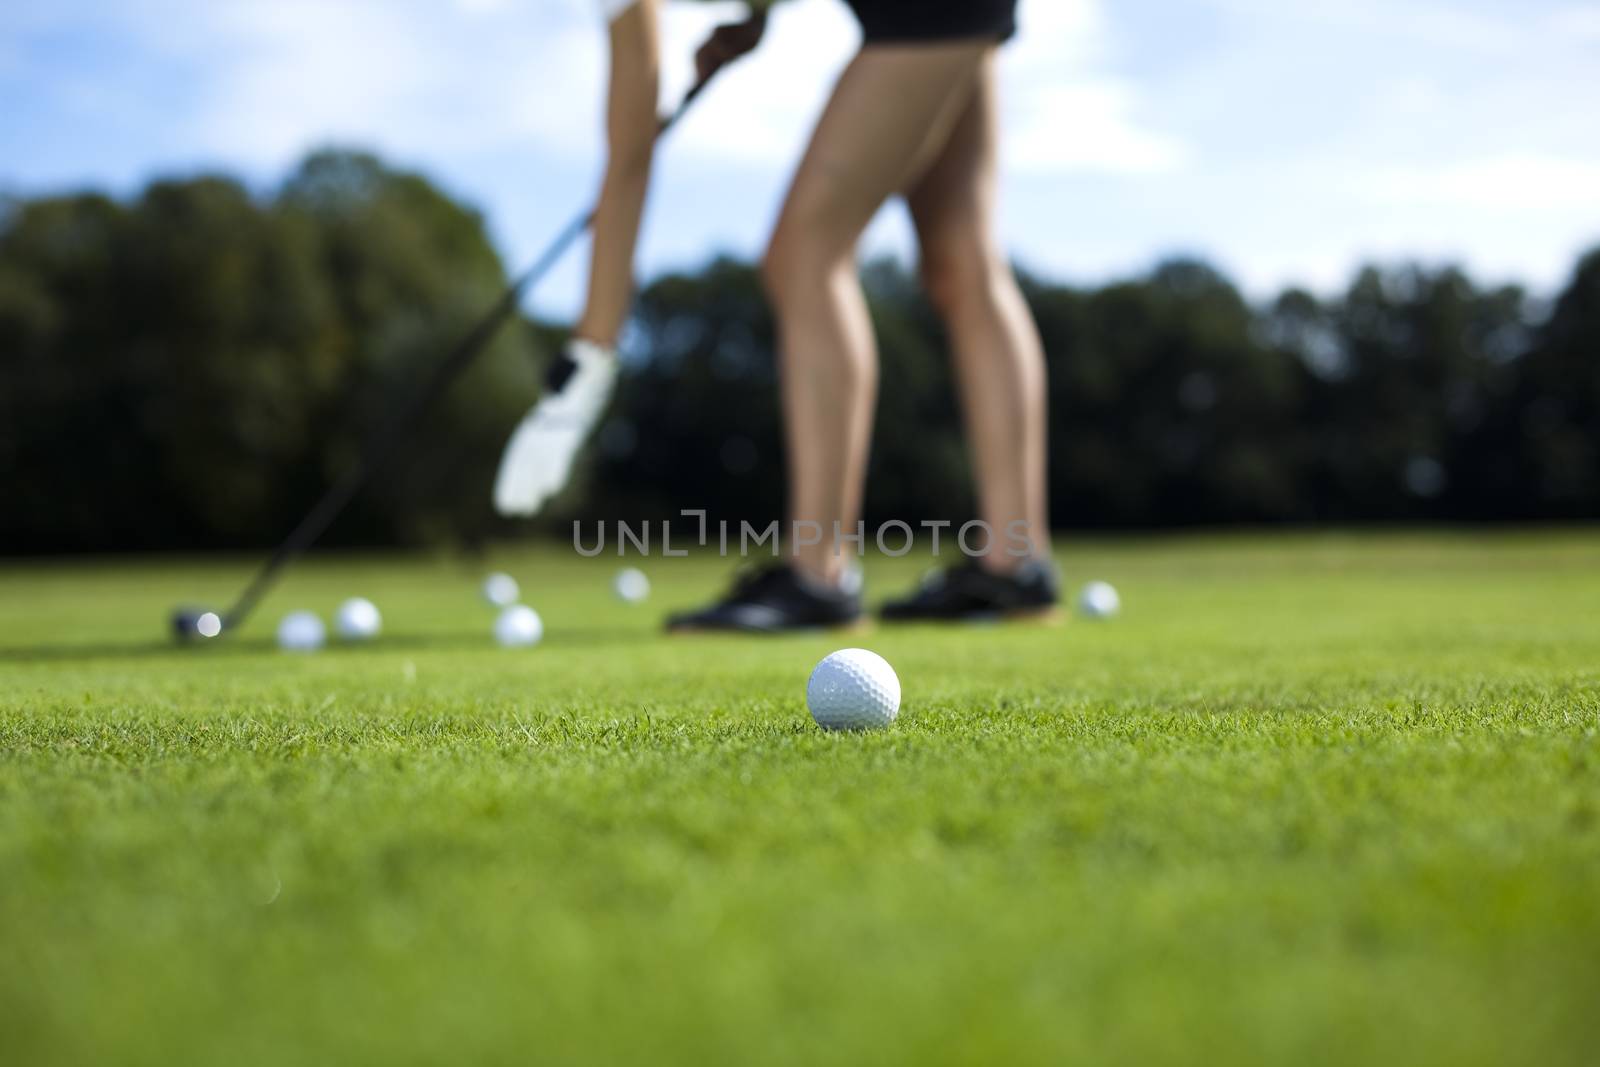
{"left": 844, "top": 0, "right": 1018, "bottom": 43}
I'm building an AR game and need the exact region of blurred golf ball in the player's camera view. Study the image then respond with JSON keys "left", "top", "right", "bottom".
{"left": 807, "top": 648, "right": 900, "bottom": 731}
{"left": 613, "top": 567, "right": 650, "bottom": 604}
{"left": 195, "top": 611, "right": 222, "bottom": 639}
{"left": 335, "top": 597, "right": 382, "bottom": 641}
{"left": 482, "top": 572, "right": 520, "bottom": 608}
{"left": 494, "top": 604, "right": 543, "bottom": 648}
{"left": 277, "top": 610, "right": 326, "bottom": 652}
{"left": 1078, "top": 580, "right": 1121, "bottom": 619}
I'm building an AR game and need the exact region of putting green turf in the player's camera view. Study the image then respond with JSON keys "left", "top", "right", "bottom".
{"left": 2, "top": 532, "right": 1597, "bottom": 1065}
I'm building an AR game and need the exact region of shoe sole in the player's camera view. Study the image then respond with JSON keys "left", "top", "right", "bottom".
{"left": 1005, "top": 606, "right": 1065, "bottom": 626}
{"left": 879, "top": 605, "right": 1065, "bottom": 627}
{"left": 666, "top": 617, "right": 873, "bottom": 637}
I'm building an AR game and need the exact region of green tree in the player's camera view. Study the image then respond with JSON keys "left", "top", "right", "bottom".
{"left": 1508, "top": 249, "right": 1600, "bottom": 516}
{"left": 1037, "top": 259, "right": 1306, "bottom": 526}
{"left": 1311, "top": 265, "right": 1532, "bottom": 519}
{"left": 0, "top": 153, "right": 540, "bottom": 552}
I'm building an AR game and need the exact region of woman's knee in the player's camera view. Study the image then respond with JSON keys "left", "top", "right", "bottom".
{"left": 762, "top": 224, "right": 851, "bottom": 307}
{"left": 760, "top": 232, "right": 796, "bottom": 303}
{"left": 919, "top": 233, "right": 1000, "bottom": 319}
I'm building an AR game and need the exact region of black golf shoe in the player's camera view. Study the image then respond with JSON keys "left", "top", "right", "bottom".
{"left": 880, "top": 557, "right": 1061, "bottom": 623}
{"left": 666, "top": 564, "right": 864, "bottom": 634}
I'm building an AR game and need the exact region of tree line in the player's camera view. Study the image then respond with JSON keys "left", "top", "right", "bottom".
{"left": 1, "top": 151, "right": 1595, "bottom": 553}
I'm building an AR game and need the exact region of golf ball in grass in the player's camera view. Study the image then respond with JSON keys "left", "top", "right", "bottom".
{"left": 335, "top": 597, "right": 382, "bottom": 640}
{"left": 807, "top": 648, "right": 900, "bottom": 731}
{"left": 482, "top": 572, "right": 520, "bottom": 608}
{"left": 613, "top": 567, "right": 650, "bottom": 603}
{"left": 277, "top": 610, "right": 326, "bottom": 652}
{"left": 494, "top": 604, "right": 543, "bottom": 648}
{"left": 1078, "top": 580, "right": 1121, "bottom": 619}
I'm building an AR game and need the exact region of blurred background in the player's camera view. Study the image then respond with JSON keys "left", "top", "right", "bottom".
{"left": 2, "top": 0, "right": 1597, "bottom": 553}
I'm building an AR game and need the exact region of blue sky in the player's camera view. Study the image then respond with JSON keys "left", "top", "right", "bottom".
{"left": 4, "top": 0, "right": 1598, "bottom": 318}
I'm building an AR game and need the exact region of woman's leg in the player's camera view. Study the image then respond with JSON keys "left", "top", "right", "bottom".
{"left": 764, "top": 42, "right": 992, "bottom": 585}
{"left": 906, "top": 54, "right": 1050, "bottom": 570}
{"left": 575, "top": 0, "right": 661, "bottom": 346}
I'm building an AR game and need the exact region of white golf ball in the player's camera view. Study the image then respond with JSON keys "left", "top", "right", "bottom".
{"left": 613, "top": 567, "right": 650, "bottom": 604}
{"left": 195, "top": 612, "right": 222, "bottom": 639}
{"left": 335, "top": 597, "right": 382, "bottom": 641}
{"left": 482, "top": 572, "right": 520, "bottom": 608}
{"left": 1078, "top": 580, "right": 1121, "bottom": 619}
{"left": 807, "top": 648, "right": 900, "bottom": 731}
{"left": 494, "top": 604, "right": 543, "bottom": 648}
{"left": 277, "top": 610, "right": 326, "bottom": 652}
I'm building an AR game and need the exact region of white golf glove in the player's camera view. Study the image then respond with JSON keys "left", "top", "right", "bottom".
{"left": 493, "top": 337, "right": 619, "bottom": 516}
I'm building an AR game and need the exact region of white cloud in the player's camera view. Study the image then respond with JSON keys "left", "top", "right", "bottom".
{"left": 1547, "top": 5, "right": 1600, "bottom": 39}
{"left": 1206, "top": 0, "right": 1532, "bottom": 54}
{"left": 178, "top": 1, "right": 608, "bottom": 164}
{"left": 1001, "top": 0, "right": 1184, "bottom": 174}
{"left": 191, "top": 4, "right": 436, "bottom": 163}
{"left": 1359, "top": 153, "right": 1600, "bottom": 211}
{"left": 1005, "top": 81, "right": 1186, "bottom": 174}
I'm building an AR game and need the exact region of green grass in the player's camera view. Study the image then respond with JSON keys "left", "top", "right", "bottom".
{"left": 2, "top": 531, "right": 1598, "bottom": 1066}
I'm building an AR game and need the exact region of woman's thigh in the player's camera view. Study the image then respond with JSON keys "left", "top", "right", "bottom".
{"left": 906, "top": 54, "right": 1000, "bottom": 264}
{"left": 768, "top": 41, "right": 992, "bottom": 264}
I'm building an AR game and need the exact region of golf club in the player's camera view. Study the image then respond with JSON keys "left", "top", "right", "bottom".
{"left": 171, "top": 73, "right": 719, "bottom": 642}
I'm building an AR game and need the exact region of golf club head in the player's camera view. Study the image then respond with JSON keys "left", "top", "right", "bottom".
{"left": 171, "top": 606, "right": 224, "bottom": 642}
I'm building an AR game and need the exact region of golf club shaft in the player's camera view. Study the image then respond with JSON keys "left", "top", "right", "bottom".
{"left": 221, "top": 77, "right": 715, "bottom": 632}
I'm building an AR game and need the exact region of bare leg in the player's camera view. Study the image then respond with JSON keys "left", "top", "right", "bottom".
{"left": 907, "top": 55, "right": 1050, "bottom": 571}
{"left": 764, "top": 42, "right": 991, "bottom": 585}
{"left": 575, "top": 0, "right": 661, "bottom": 346}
